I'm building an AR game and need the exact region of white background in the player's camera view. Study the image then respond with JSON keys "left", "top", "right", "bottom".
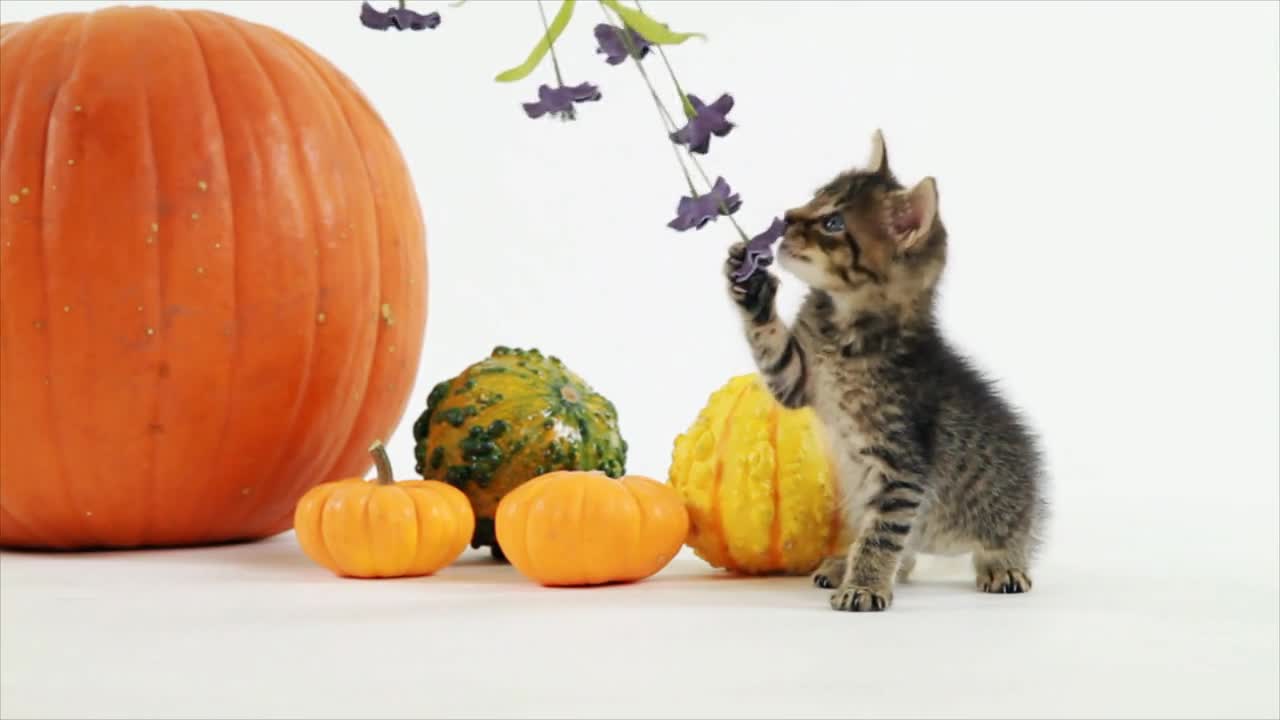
{"left": 1, "top": 1, "right": 1277, "bottom": 718}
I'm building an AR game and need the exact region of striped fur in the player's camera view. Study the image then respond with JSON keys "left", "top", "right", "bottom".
{"left": 725, "top": 131, "right": 1047, "bottom": 612}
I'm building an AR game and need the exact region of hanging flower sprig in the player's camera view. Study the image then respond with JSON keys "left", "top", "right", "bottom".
{"left": 359, "top": 0, "right": 783, "bottom": 279}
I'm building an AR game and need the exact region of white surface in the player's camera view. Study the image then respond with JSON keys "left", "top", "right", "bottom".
{"left": 2, "top": 529, "right": 1278, "bottom": 720}
{"left": 1, "top": 1, "right": 1278, "bottom": 718}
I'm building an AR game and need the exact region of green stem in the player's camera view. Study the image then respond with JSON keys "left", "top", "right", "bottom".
{"left": 398, "top": 0, "right": 406, "bottom": 10}
{"left": 368, "top": 440, "right": 395, "bottom": 485}
{"left": 633, "top": 2, "right": 695, "bottom": 117}
{"left": 657, "top": 47, "right": 696, "bottom": 118}
{"left": 602, "top": 2, "right": 746, "bottom": 239}
{"left": 537, "top": 0, "right": 565, "bottom": 87}
{"left": 636, "top": 61, "right": 698, "bottom": 196}
{"left": 627, "top": 3, "right": 746, "bottom": 238}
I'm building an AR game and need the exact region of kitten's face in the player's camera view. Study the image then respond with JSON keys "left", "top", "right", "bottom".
{"left": 777, "top": 131, "right": 945, "bottom": 305}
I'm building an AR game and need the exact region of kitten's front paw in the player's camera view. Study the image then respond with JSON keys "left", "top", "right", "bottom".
{"left": 830, "top": 584, "right": 892, "bottom": 612}
{"left": 978, "top": 568, "right": 1032, "bottom": 594}
{"left": 811, "top": 556, "right": 845, "bottom": 589}
{"left": 896, "top": 554, "right": 917, "bottom": 583}
{"left": 725, "top": 242, "right": 778, "bottom": 316}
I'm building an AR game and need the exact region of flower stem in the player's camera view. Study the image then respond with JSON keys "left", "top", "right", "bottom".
{"left": 633, "top": 1, "right": 696, "bottom": 118}
{"left": 398, "top": 0, "right": 406, "bottom": 9}
{"left": 627, "top": 3, "right": 746, "bottom": 238}
{"left": 657, "top": 47, "right": 696, "bottom": 118}
{"left": 634, "top": 61, "right": 698, "bottom": 195}
{"left": 537, "top": 0, "right": 565, "bottom": 87}
{"left": 685, "top": 152, "right": 750, "bottom": 241}
{"left": 601, "top": 2, "right": 698, "bottom": 195}
{"left": 601, "top": 2, "right": 747, "bottom": 239}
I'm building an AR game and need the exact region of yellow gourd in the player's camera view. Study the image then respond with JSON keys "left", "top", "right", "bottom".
{"left": 669, "top": 374, "right": 843, "bottom": 575}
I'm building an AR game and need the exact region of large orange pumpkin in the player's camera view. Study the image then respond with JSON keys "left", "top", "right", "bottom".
{"left": 0, "top": 8, "right": 426, "bottom": 549}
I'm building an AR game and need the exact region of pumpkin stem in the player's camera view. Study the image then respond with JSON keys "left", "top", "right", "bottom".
{"left": 368, "top": 440, "right": 396, "bottom": 485}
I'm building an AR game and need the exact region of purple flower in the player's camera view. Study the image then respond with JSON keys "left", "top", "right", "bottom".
{"left": 731, "top": 217, "right": 787, "bottom": 282}
{"left": 669, "top": 93, "right": 735, "bottom": 155}
{"left": 593, "top": 24, "right": 652, "bottom": 65}
{"left": 360, "top": 1, "right": 441, "bottom": 31}
{"left": 522, "top": 82, "right": 603, "bottom": 121}
{"left": 667, "top": 177, "right": 741, "bottom": 231}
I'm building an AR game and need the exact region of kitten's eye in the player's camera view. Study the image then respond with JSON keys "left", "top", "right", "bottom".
{"left": 822, "top": 214, "right": 845, "bottom": 233}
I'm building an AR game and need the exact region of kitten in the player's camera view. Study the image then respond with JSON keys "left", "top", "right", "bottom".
{"left": 724, "top": 130, "right": 1046, "bottom": 612}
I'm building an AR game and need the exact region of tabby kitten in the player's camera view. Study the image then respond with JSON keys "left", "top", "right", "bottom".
{"left": 724, "top": 131, "right": 1046, "bottom": 612}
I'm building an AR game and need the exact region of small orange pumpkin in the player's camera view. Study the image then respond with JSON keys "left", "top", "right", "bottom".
{"left": 294, "top": 441, "right": 474, "bottom": 578}
{"left": 495, "top": 471, "right": 689, "bottom": 587}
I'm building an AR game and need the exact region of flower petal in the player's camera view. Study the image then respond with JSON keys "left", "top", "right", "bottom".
{"left": 593, "top": 24, "right": 629, "bottom": 64}
{"left": 732, "top": 251, "right": 770, "bottom": 282}
{"left": 708, "top": 93, "right": 734, "bottom": 116}
{"left": 525, "top": 83, "right": 600, "bottom": 120}
{"left": 567, "top": 81, "right": 602, "bottom": 102}
{"left": 748, "top": 217, "right": 786, "bottom": 253}
{"left": 389, "top": 8, "right": 442, "bottom": 30}
{"left": 670, "top": 93, "right": 734, "bottom": 154}
{"left": 686, "top": 131, "right": 712, "bottom": 154}
{"left": 360, "top": 2, "right": 394, "bottom": 30}
{"left": 731, "top": 218, "right": 785, "bottom": 281}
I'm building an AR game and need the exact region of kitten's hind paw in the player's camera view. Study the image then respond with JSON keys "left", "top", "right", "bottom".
{"left": 978, "top": 568, "right": 1032, "bottom": 594}
{"left": 830, "top": 584, "right": 892, "bottom": 612}
{"left": 810, "top": 556, "right": 845, "bottom": 589}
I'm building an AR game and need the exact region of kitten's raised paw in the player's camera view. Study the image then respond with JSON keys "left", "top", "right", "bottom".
{"left": 830, "top": 585, "right": 891, "bottom": 612}
{"left": 725, "top": 243, "right": 777, "bottom": 311}
{"left": 978, "top": 568, "right": 1032, "bottom": 594}
{"left": 811, "top": 557, "right": 845, "bottom": 589}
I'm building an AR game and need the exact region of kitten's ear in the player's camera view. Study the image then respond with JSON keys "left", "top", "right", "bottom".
{"left": 887, "top": 177, "right": 939, "bottom": 252}
{"left": 866, "top": 129, "right": 888, "bottom": 175}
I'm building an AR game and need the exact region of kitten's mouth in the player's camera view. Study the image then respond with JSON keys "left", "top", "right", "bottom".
{"left": 779, "top": 245, "right": 811, "bottom": 263}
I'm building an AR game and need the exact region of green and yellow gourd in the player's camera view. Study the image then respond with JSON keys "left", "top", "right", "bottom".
{"left": 412, "top": 347, "right": 627, "bottom": 557}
